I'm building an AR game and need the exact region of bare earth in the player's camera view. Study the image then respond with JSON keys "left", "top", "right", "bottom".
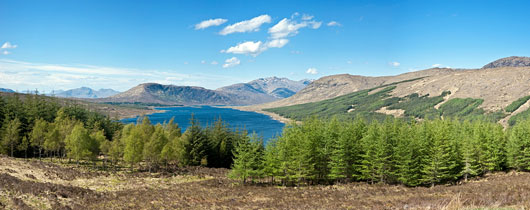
{"left": 1, "top": 156, "right": 530, "bottom": 209}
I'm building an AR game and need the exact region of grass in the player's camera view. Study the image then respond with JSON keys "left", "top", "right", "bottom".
{"left": 2, "top": 156, "right": 530, "bottom": 209}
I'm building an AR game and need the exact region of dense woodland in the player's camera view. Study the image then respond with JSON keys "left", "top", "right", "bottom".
{"left": 2, "top": 93, "right": 530, "bottom": 188}
{"left": 230, "top": 117, "right": 530, "bottom": 186}
{"left": 0, "top": 93, "right": 246, "bottom": 171}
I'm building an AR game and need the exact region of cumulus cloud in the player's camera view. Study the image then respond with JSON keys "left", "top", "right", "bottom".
{"left": 222, "top": 57, "right": 241, "bottom": 68}
{"left": 222, "top": 39, "right": 289, "bottom": 56}
{"left": 2, "top": 51, "right": 10, "bottom": 55}
{"left": 194, "top": 18, "right": 228, "bottom": 30}
{"left": 1, "top": 42, "right": 17, "bottom": 49}
{"left": 265, "top": 39, "right": 289, "bottom": 48}
{"left": 306, "top": 67, "right": 318, "bottom": 75}
{"left": 268, "top": 17, "right": 322, "bottom": 39}
{"left": 327, "top": 21, "right": 342, "bottom": 27}
{"left": 211, "top": 61, "right": 218, "bottom": 65}
{"left": 431, "top": 64, "right": 441, "bottom": 68}
{"left": 222, "top": 41, "right": 263, "bottom": 55}
{"left": 219, "top": 15, "right": 271, "bottom": 35}
{"left": 389, "top": 62, "right": 400, "bottom": 67}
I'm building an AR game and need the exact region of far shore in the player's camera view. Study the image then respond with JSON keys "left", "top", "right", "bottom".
{"left": 224, "top": 105, "right": 296, "bottom": 124}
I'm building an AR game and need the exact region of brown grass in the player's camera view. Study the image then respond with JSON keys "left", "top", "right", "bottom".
{"left": 1, "top": 155, "right": 529, "bottom": 209}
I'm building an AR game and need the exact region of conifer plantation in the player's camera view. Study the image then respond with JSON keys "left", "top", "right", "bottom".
{"left": 3, "top": 93, "right": 530, "bottom": 188}
{"left": 230, "top": 117, "right": 530, "bottom": 187}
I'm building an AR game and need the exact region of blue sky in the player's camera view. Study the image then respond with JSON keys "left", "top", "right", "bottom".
{"left": 1, "top": 0, "right": 530, "bottom": 92}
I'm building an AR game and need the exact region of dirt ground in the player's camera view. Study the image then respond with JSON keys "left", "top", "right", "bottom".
{"left": 0, "top": 156, "right": 529, "bottom": 210}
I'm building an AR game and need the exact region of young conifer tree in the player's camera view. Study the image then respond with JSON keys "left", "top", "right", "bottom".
{"left": 2, "top": 117, "right": 21, "bottom": 157}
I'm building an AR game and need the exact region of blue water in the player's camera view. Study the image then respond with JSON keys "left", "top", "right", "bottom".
{"left": 120, "top": 106, "right": 285, "bottom": 142}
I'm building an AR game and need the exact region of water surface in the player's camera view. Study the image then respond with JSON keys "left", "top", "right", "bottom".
{"left": 121, "top": 106, "right": 284, "bottom": 142}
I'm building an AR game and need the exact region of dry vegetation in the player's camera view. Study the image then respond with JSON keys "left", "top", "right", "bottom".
{"left": 0, "top": 156, "right": 529, "bottom": 209}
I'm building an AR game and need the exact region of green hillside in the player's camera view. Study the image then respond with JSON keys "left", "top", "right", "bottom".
{"left": 264, "top": 83, "right": 509, "bottom": 123}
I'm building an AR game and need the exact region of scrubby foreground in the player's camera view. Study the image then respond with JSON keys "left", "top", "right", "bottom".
{"left": 0, "top": 156, "right": 528, "bottom": 209}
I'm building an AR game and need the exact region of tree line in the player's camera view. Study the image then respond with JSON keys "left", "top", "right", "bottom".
{"left": 0, "top": 93, "right": 247, "bottom": 171}
{"left": 230, "top": 117, "right": 530, "bottom": 186}
{"left": 0, "top": 93, "right": 121, "bottom": 159}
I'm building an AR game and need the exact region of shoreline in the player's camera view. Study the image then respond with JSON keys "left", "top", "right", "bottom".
{"left": 225, "top": 105, "right": 296, "bottom": 124}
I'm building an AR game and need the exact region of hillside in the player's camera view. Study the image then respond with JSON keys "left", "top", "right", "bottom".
{"left": 253, "top": 68, "right": 455, "bottom": 109}
{"left": 53, "top": 87, "right": 120, "bottom": 98}
{"left": 100, "top": 77, "right": 311, "bottom": 106}
{"left": 483, "top": 56, "right": 530, "bottom": 69}
{"left": 100, "top": 83, "right": 236, "bottom": 105}
{"left": 261, "top": 57, "right": 530, "bottom": 126}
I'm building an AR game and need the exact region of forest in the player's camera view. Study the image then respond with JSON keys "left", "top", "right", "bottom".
{"left": 2, "top": 93, "right": 530, "bottom": 188}
{"left": 0, "top": 93, "right": 247, "bottom": 171}
{"left": 230, "top": 116, "right": 530, "bottom": 186}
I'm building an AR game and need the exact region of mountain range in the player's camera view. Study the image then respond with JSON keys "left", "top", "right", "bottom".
{"left": 0, "top": 88, "right": 15, "bottom": 93}
{"left": 53, "top": 87, "right": 120, "bottom": 98}
{"left": 98, "top": 77, "right": 311, "bottom": 106}
{"left": 256, "top": 56, "right": 530, "bottom": 126}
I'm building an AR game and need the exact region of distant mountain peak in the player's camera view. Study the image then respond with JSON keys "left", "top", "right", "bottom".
{"left": 53, "top": 87, "right": 120, "bottom": 99}
{"left": 483, "top": 56, "right": 530, "bottom": 69}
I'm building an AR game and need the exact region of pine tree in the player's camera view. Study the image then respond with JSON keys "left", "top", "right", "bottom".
{"left": 507, "top": 119, "right": 530, "bottom": 171}
{"left": 229, "top": 133, "right": 264, "bottom": 184}
{"left": 2, "top": 118, "right": 21, "bottom": 156}
{"left": 262, "top": 137, "right": 281, "bottom": 184}
{"left": 421, "top": 120, "right": 460, "bottom": 186}
{"left": 360, "top": 122, "right": 384, "bottom": 184}
{"left": 181, "top": 115, "right": 209, "bottom": 166}
{"left": 394, "top": 121, "right": 424, "bottom": 186}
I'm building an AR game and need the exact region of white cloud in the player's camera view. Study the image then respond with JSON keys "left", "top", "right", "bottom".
{"left": 327, "top": 21, "right": 342, "bottom": 27}
{"left": 301, "top": 14, "right": 314, "bottom": 20}
{"left": 265, "top": 39, "right": 289, "bottom": 48}
{"left": 222, "top": 57, "right": 240, "bottom": 68}
{"left": 222, "top": 41, "right": 263, "bottom": 55}
{"left": 389, "top": 62, "right": 400, "bottom": 67}
{"left": 2, "top": 51, "right": 10, "bottom": 55}
{"left": 268, "top": 17, "right": 322, "bottom": 39}
{"left": 222, "top": 39, "right": 289, "bottom": 56}
{"left": 431, "top": 64, "right": 441, "bottom": 68}
{"left": 219, "top": 15, "right": 271, "bottom": 35}
{"left": 1, "top": 42, "right": 17, "bottom": 49}
{"left": 0, "top": 59, "right": 244, "bottom": 92}
{"left": 211, "top": 61, "right": 218, "bottom": 65}
{"left": 194, "top": 18, "right": 228, "bottom": 30}
{"left": 306, "top": 67, "right": 318, "bottom": 75}
{"left": 201, "top": 60, "right": 207, "bottom": 64}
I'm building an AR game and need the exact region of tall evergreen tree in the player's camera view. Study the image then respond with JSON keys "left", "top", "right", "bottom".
{"left": 181, "top": 115, "right": 209, "bottom": 166}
